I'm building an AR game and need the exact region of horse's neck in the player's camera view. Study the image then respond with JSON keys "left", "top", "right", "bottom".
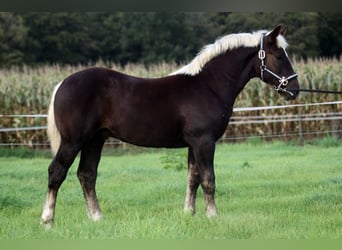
{"left": 202, "top": 47, "right": 258, "bottom": 107}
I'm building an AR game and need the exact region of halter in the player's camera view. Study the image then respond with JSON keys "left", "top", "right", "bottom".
{"left": 258, "top": 33, "right": 298, "bottom": 97}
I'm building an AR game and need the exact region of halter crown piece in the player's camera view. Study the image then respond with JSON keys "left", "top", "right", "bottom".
{"left": 258, "top": 33, "right": 298, "bottom": 96}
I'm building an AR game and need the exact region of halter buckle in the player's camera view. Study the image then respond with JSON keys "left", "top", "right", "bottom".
{"left": 258, "top": 50, "right": 265, "bottom": 60}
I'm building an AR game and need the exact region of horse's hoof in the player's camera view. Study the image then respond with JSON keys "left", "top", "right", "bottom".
{"left": 206, "top": 209, "right": 219, "bottom": 218}
{"left": 183, "top": 207, "right": 196, "bottom": 215}
{"left": 40, "top": 219, "right": 54, "bottom": 230}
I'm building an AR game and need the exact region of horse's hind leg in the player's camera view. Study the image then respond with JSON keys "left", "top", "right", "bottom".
{"left": 184, "top": 147, "right": 200, "bottom": 215}
{"left": 77, "top": 133, "right": 106, "bottom": 222}
{"left": 41, "top": 142, "right": 81, "bottom": 227}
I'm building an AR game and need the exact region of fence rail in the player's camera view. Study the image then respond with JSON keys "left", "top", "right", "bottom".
{"left": 1, "top": 101, "right": 341, "bottom": 147}
{"left": 230, "top": 113, "right": 342, "bottom": 125}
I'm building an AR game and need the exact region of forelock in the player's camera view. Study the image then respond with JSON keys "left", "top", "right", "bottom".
{"left": 276, "top": 35, "right": 288, "bottom": 49}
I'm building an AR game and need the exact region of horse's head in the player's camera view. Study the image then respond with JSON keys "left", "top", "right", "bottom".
{"left": 257, "top": 25, "right": 299, "bottom": 100}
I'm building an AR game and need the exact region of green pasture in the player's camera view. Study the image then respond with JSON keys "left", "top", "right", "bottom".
{"left": 0, "top": 140, "right": 341, "bottom": 239}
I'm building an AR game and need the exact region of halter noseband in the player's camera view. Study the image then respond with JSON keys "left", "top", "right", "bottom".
{"left": 259, "top": 33, "right": 298, "bottom": 97}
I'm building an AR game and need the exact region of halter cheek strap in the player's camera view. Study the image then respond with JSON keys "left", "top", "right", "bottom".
{"left": 259, "top": 33, "right": 298, "bottom": 96}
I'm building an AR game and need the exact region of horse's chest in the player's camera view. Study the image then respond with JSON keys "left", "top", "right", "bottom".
{"left": 183, "top": 108, "right": 230, "bottom": 140}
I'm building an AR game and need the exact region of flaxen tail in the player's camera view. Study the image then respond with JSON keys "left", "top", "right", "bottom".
{"left": 47, "top": 81, "right": 63, "bottom": 156}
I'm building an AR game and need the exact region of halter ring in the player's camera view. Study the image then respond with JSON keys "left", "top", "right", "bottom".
{"left": 260, "top": 65, "right": 267, "bottom": 71}
{"left": 279, "top": 77, "right": 288, "bottom": 86}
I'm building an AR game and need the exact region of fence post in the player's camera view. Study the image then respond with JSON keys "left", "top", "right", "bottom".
{"left": 331, "top": 118, "right": 340, "bottom": 139}
{"left": 298, "top": 113, "right": 304, "bottom": 146}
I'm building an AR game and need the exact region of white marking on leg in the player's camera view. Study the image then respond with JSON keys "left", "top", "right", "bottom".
{"left": 41, "top": 191, "right": 56, "bottom": 227}
{"left": 88, "top": 209, "right": 103, "bottom": 222}
{"left": 206, "top": 205, "right": 219, "bottom": 218}
{"left": 204, "top": 194, "right": 219, "bottom": 218}
{"left": 184, "top": 172, "right": 196, "bottom": 214}
{"left": 184, "top": 187, "right": 195, "bottom": 214}
{"left": 87, "top": 203, "right": 103, "bottom": 222}
{"left": 84, "top": 191, "right": 103, "bottom": 222}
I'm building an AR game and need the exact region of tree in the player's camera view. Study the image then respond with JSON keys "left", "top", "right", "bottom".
{"left": 22, "top": 12, "right": 97, "bottom": 65}
{"left": 317, "top": 12, "right": 342, "bottom": 58}
{"left": 211, "top": 12, "right": 320, "bottom": 58}
{"left": 0, "top": 12, "right": 340, "bottom": 67}
{"left": 0, "top": 13, "right": 27, "bottom": 67}
{"left": 98, "top": 12, "right": 215, "bottom": 64}
{"left": 137, "top": 12, "right": 215, "bottom": 64}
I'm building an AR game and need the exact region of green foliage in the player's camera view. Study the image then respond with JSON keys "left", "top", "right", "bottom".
{"left": 212, "top": 12, "right": 321, "bottom": 58}
{"left": 0, "top": 13, "right": 27, "bottom": 66}
{"left": 0, "top": 12, "right": 340, "bottom": 67}
{"left": 317, "top": 13, "right": 342, "bottom": 57}
{"left": 0, "top": 147, "right": 50, "bottom": 158}
{"left": 16, "top": 12, "right": 215, "bottom": 66}
{"left": 313, "top": 136, "right": 341, "bottom": 147}
{"left": 245, "top": 137, "right": 263, "bottom": 146}
{"left": 22, "top": 13, "right": 98, "bottom": 64}
{"left": 160, "top": 149, "right": 187, "bottom": 171}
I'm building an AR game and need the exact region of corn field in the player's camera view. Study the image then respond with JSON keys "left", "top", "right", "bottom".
{"left": 0, "top": 58, "right": 341, "bottom": 148}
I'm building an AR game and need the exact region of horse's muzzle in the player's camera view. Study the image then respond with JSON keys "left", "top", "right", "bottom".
{"left": 279, "top": 80, "right": 300, "bottom": 100}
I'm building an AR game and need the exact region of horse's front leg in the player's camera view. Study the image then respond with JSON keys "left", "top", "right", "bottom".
{"left": 184, "top": 147, "right": 200, "bottom": 215}
{"left": 187, "top": 137, "right": 218, "bottom": 218}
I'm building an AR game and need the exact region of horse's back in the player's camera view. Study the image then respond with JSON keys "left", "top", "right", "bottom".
{"left": 53, "top": 67, "right": 190, "bottom": 147}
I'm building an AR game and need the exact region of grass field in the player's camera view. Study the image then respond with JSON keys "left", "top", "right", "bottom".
{"left": 0, "top": 141, "right": 341, "bottom": 239}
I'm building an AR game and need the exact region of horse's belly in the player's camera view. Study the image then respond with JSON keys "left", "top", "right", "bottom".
{"left": 123, "top": 138, "right": 187, "bottom": 148}
{"left": 108, "top": 120, "right": 187, "bottom": 148}
{"left": 117, "top": 132, "right": 187, "bottom": 148}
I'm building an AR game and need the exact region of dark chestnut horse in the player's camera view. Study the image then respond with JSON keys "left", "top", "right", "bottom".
{"left": 41, "top": 25, "right": 299, "bottom": 227}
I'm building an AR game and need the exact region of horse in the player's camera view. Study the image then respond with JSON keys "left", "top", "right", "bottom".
{"left": 41, "top": 25, "right": 299, "bottom": 227}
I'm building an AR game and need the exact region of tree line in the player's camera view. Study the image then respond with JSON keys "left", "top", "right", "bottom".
{"left": 0, "top": 12, "right": 340, "bottom": 67}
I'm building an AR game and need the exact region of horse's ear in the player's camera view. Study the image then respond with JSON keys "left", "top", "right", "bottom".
{"left": 267, "top": 24, "right": 283, "bottom": 42}
{"left": 280, "top": 25, "right": 287, "bottom": 36}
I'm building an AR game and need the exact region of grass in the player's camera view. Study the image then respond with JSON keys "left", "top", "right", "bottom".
{"left": 0, "top": 141, "right": 341, "bottom": 239}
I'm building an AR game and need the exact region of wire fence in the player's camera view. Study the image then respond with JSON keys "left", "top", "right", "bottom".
{"left": 1, "top": 101, "right": 341, "bottom": 148}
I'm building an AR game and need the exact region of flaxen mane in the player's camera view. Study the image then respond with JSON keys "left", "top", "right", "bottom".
{"left": 170, "top": 30, "right": 288, "bottom": 76}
